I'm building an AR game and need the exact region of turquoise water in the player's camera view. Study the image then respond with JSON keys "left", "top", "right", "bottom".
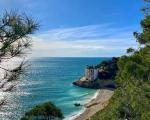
{"left": 1, "top": 57, "right": 110, "bottom": 120}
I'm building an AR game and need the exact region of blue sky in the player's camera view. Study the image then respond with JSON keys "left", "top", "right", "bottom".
{"left": 0, "top": 0, "right": 144, "bottom": 57}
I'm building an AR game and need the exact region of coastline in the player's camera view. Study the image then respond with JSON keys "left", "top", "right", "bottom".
{"left": 73, "top": 89, "right": 114, "bottom": 120}
{"left": 64, "top": 90, "right": 99, "bottom": 120}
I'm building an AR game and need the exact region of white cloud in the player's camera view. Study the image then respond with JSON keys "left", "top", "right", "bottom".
{"left": 30, "top": 24, "right": 138, "bottom": 57}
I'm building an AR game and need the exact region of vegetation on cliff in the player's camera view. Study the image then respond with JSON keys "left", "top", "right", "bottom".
{"left": 73, "top": 57, "right": 118, "bottom": 89}
{"left": 91, "top": 1, "right": 150, "bottom": 120}
{"left": 96, "top": 57, "right": 118, "bottom": 80}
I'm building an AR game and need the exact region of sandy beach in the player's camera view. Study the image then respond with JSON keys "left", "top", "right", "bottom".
{"left": 74, "top": 89, "right": 114, "bottom": 120}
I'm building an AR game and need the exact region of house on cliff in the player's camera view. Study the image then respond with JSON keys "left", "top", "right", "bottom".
{"left": 73, "top": 58, "right": 118, "bottom": 89}
{"left": 85, "top": 57, "right": 118, "bottom": 81}
{"left": 85, "top": 65, "right": 98, "bottom": 81}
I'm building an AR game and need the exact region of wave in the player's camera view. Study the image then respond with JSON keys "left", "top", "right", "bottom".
{"left": 64, "top": 108, "right": 86, "bottom": 120}
{"left": 64, "top": 90, "right": 99, "bottom": 120}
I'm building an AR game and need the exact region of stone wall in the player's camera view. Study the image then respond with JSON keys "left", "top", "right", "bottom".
{"left": 85, "top": 66, "right": 98, "bottom": 81}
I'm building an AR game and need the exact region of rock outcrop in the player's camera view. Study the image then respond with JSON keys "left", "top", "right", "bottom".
{"left": 73, "top": 57, "right": 118, "bottom": 89}
{"left": 73, "top": 77, "right": 116, "bottom": 89}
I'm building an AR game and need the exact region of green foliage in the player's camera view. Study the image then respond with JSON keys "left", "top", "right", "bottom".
{"left": 0, "top": 11, "right": 38, "bottom": 107}
{"left": 96, "top": 57, "right": 118, "bottom": 80}
{"left": 134, "top": 15, "right": 150, "bottom": 44}
{"left": 127, "top": 48, "right": 135, "bottom": 54}
{"left": 91, "top": 1, "right": 150, "bottom": 120}
{"left": 0, "top": 10, "right": 38, "bottom": 57}
{"left": 0, "top": 11, "right": 39, "bottom": 83}
{"left": 21, "top": 102, "right": 63, "bottom": 120}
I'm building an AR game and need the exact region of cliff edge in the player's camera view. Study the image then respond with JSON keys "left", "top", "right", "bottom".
{"left": 73, "top": 57, "right": 118, "bottom": 89}
{"left": 73, "top": 77, "right": 115, "bottom": 89}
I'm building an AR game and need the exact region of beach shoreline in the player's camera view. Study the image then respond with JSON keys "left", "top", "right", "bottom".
{"left": 73, "top": 89, "right": 114, "bottom": 120}
{"left": 64, "top": 90, "right": 99, "bottom": 120}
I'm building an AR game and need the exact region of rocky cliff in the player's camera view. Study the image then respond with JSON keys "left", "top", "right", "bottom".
{"left": 73, "top": 57, "right": 118, "bottom": 89}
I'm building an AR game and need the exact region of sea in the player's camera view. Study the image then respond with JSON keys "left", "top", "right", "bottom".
{"left": 0, "top": 57, "right": 111, "bottom": 120}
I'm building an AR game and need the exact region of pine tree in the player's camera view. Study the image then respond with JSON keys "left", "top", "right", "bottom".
{"left": 0, "top": 11, "right": 38, "bottom": 107}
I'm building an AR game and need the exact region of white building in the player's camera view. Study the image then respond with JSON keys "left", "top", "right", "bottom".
{"left": 85, "top": 65, "right": 98, "bottom": 81}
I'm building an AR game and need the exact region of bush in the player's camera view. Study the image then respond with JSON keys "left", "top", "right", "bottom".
{"left": 21, "top": 102, "right": 63, "bottom": 120}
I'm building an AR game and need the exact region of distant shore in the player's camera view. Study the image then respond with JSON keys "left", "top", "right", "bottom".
{"left": 74, "top": 89, "right": 114, "bottom": 120}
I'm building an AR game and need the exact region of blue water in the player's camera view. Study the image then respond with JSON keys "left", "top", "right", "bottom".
{"left": 1, "top": 57, "right": 110, "bottom": 120}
